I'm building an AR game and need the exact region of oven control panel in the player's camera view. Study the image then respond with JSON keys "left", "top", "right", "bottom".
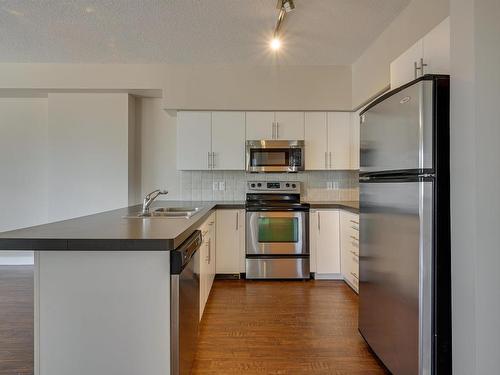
{"left": 247, "top": 181, "right": 300, "bottom": 193}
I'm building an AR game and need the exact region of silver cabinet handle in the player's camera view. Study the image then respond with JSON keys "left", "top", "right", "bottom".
{"left": 325, "top": 152, "right": 328, "bottom": 169}
{"left": 235, "top": 212, "right": 239, "bottom": 230}
{"left": 414, "top": 58, "right": 428, "bottom": 78}
{"left": 318, "top": 212, "right": 321, "bottom": 231}
{"left": 329, "top": 152, "right": 332, "bottom": 169}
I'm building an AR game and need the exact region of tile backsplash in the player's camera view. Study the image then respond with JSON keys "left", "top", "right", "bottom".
{"left": 180, "top": 171, "right": 359, "bottom": 202}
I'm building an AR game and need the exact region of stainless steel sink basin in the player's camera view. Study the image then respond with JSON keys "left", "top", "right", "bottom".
{"left": 126, "top": 207, "right": 202, "bottom": 219}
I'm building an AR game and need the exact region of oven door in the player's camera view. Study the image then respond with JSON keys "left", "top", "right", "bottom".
{"left": 246, "top": 211, "right": 308, "bottom": 255}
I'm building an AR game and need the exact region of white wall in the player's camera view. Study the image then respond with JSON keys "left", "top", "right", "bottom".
{"left": 450, "top": 0, "right": 500, "bottom": 373}
{"left": 137, "top": 98, "right": 181, "bottom": 200}
{"left": 0, "top": 98, "right": 48, "bottom": 264}
{"left": 352, "top": 0, "right": 449, "bottom": 108}
{"left": 47, "top": 93, "right": 130, "bottom": 221}
{"left": 0, "top": 64, "right": 352, "bottom": 111}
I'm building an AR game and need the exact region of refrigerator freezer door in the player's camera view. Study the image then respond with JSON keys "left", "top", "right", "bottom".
{"left": 359, "top": 179, "right": 433, "bottom": 375}
{"left": 360, "top": 80, "right": 434, "bottom": 174}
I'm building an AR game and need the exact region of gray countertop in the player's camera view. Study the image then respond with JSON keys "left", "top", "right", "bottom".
{"left": 0, "top": 200, "right": 357, "bottom": 251}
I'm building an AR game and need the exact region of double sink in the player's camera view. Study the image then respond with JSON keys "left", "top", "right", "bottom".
{"left": 129, "top": 207, "right": 202, "bottom": 219}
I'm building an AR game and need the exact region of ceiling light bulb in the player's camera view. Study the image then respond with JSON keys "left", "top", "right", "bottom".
{"left": 271, "top": 38, "right": 281, "bottom": 50}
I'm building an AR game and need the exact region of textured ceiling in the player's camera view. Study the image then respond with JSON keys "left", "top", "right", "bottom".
{"left": 0, "top": 0, "right": 411, "bottom": 65}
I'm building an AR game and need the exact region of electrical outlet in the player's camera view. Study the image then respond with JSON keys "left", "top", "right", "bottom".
{"left": 219, "top": 181, "right": 225, "bottom": 191}
{"left": 213, "top": 181, "right": 219, "bottom": 191}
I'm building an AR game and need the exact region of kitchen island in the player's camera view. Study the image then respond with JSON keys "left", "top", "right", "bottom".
{"left": 0, "top": 201, "right": 243, "bottom": 375}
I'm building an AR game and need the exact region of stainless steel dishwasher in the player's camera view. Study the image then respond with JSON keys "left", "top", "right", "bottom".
{"left": 171, "top": 230, "right": 201, "bottom": 375}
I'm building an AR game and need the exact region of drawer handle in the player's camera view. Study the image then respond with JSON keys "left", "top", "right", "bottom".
{"left": 350, "top": 272, "right": 359, "bottom": 280}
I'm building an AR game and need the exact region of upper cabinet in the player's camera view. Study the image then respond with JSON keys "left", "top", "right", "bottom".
{"left": 178, "top": 110, "right": 357, "bottom": 171}
{"left": 327, "top": 112, "right": 351, "bottom": 170}
{"left": 246, "top": 111, "right": 304, "bottom": 140}
{"left": 274, "top": 112, "right": 305, "bottom": 140}
{"left": 390, "top": 17, "right": 450, "bottom": 89}
{"left": 305, "top": 112, "right": 328, "bottom": 170}
{"left": 211, "top": 112, "right": 246, "bottom": 170}
{"left": 245, "top": 112, "right": 274, "bottom": 140}
{"left": 177, "top": 111, "right": 246, "bottom": 170}
{"left": 304, "top": 112, "right": 355, "bottom": 170}
{"left": 350, "top": 111, "right": 360, "bottom": 170}
{"left": 177, "top": 111, "right": 212, "bottom": 170}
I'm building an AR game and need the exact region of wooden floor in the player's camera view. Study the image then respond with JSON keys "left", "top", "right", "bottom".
{"left": 0, "top": 269, "right": 387, "bottom": 375}
{"left": 0, "top": 266, "right": 34, "bottom": 375}
{"left": 193, "top": 279, "right": 388, "bottom": 375}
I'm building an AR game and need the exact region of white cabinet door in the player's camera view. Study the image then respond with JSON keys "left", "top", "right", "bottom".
{"left": 207, "top": 215, "right": 216, "bottom": 293}
{"left": 390, "top": 39, "right": 424, "bottom": 89}
{"left": 275, "top": 112, "right": 305, "bottom": 140}
{"left": 238, "top": 210, "right": 246, "bottom": 273}
{"left": 350, "top": 111, "right": 360, "bottom": 170}
{"left": 305, "top": 112, "right": 328, "bottom": 170}
{"left": 246, "top": 111, "right": 274, "bottom": 140}
{"left": 177, "top": 111, "right": 211, "bottom": 170}
{"left": 327, "top": 112, "right": 351, "bottom": 170}
{"left": 211, "top": 112, "right": 246, "bottom": 170}
{"left": 309, "top": 210, "right": 318, "bottom": 273}
{"left": 315, "top": 210, "right": 341, "bottom": 275}
{"left": 423, "top": 17, "right": 450, "bottom": 76}
{"left": 199, "top": 236, "right": 208, "bottom": 319}
{"left": 216, "top": 210, "right": 241, "bottom": 274}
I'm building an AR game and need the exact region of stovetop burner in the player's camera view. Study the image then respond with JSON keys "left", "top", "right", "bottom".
{"left": 245, "top": 181, "right": 310, "bottom": 212}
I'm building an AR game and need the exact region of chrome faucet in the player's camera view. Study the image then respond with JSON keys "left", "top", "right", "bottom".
{"left": 142, "top": 189, "right": 168, "bottom": 215}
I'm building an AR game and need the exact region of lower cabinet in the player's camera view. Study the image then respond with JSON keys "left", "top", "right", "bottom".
{"left": 310, "top": 209, "right": 360, "bottom": 293}
{"left": 199, "top": 212, "right": 216, "bottom": 320}
{"left": 215, "top": 209, "right": 245, "bottom": 275}
{"left": 340, "top": 211, "right": 359, "bottom": 293}
{"left": 310, "top": 210, "right": 341, "bottom": 278}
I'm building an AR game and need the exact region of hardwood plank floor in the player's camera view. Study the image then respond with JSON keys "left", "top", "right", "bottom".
{"left": 193, "top": 280, "right": 388, "bottom": 375}
{"left": 0, "top": 266, "right": 34, "bottom": 375}
{"left": 0, "top": 269, "right": 387, "bottom": 375}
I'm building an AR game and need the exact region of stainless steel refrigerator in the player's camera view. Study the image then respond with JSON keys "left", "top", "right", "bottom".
{"left": 358, "top": 75, "right": 452, "bottom": 375}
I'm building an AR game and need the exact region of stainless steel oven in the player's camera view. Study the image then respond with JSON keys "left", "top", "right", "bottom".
{"left": 246, "top": 211, "right": 307, "bottom": 255}
{"left": 246, "top": 140, "right": 304, "bottom": 173}
{"left": 245, "top": 181, "right": 310, "bottom": 279}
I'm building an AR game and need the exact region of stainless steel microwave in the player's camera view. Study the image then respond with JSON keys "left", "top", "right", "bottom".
{"left": 246, "top": 140, "right": 305, "bottom": 173}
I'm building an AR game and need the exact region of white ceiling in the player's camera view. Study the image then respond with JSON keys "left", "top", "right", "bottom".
{"left": 0, "top": 0, "right": 411, "bottom": 65}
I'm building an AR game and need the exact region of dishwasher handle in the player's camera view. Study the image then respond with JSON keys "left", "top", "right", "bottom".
{"left": 170, "top": 230, "right": 202, "bottom": 274}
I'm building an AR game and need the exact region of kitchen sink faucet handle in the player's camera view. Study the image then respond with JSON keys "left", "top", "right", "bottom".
{"left": 142, "top": 189, "right": 168, "bottom": 215}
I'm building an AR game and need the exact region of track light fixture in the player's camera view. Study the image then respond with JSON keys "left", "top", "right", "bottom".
{"left": 270, "top": 0, "right": 295, "bottom": 51}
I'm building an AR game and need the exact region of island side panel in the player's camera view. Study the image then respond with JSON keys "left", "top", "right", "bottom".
{"left": 35, "top": 251, "right": 171, "bottom": 375}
